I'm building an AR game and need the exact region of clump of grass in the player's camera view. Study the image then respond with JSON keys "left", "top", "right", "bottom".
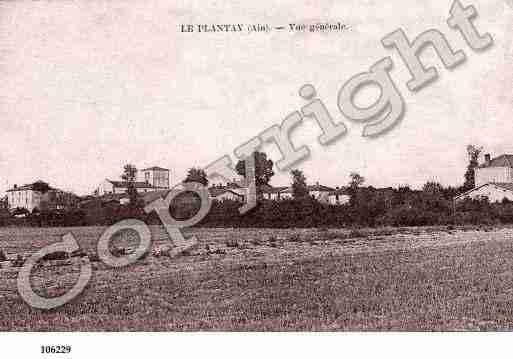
{"left": 348, "top": 229, "right": 368, "bottom": 239}
{"left": 287, "top": 233, "right": 302, "bottom": 242}
{"left": 251, "top": 238, "right": 262, "bottom": 246}
{"left": 88, "top": 253, "right": 101, "bottom": 262}
{"left": 181, "top": 248, "right": 192, "bottom": 256}
{"left": 373, "top": 228, "right": 394, "bottom": 237}
{"left": 268, "top": 235, "right": 278, "bottom": 243}
{"left": 212, "top": 248, "right": 226, "bottom": 255}
{"left": 317, "top": 231, "right": 339, "bottom": 241}
{"left": 71, "top": 249, "right": 87, "bottom": 258}
{"left": 225, "top": 238, "right": 240, "bottom": 248}
{"left": 42, "top": 251, "right": 69, "bottom": 261}
{"left": 111, "top": 247, "right": 130, "bottom": 257}
{"left": 152, "top": 246, "right": 171, "bottom": 258}
{"left": 12, "top": 255, "right": 24, "bottom": 268}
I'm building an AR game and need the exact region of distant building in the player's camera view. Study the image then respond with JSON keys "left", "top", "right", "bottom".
{"left": 96, "top": 179, "right": 156, "bottom": 196}
{"left": 327, "top": 187, "right": 350, "bottom": 205}
{"left": 456, "top": 153, "right": 513, "bottom": 202}
{"left": 260, "top": 182, "right": 344, "bottom": 204}
{"left": 6, "top": 180, "right": 78, "bottom": 212}
{"left": 261, "top": 185, "right": 288, "bottom": 200}
{"left": 95, "top": 165, "right": 170, "bottom": 196}
{"left": 140, "top": 166, "right": 170, "bottom": 189}
{"left": 209, "top": 187, "right": 245, "bottom": 202}
{"left": 455, "top": 182, "right": 513, "bottom": 203}
{"left": 307, "top": 183, "right": 335, "bottom": 202}
{"left": 474, "top": 154, "right": 513, "bottom": 188}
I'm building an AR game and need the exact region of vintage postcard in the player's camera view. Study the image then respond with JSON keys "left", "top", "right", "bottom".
{"left": 0, "top": 0, "right": 513, "bottom": 355}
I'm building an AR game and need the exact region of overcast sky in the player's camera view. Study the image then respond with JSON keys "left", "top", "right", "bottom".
{"left": 0, "top": 0, "right": 511, "bottom": 195}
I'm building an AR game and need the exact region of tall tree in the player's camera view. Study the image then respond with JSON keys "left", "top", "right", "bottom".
{"left": 291, "top": 169, "right": 309, "bottom": 199}
{"left": 462, "top": 145, "right": 482, "bottom": 191}
{"left": 235, "top": 151, "right": 274, "bottom": 186}
{"left": 348, "top": 172, "right": 365, "bottom": 206}
{"left": 121, "top": 164, "right": 138, "bottom": 206}
{"left": 184, "top": 167, "right": 208, "bottom": 186}
{"left": 349, "top": 172, "right": 365, "bottom": 191}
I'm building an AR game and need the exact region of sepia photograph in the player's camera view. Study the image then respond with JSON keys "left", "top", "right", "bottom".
{"left": 0, "top": 0, "right": 513, "bottom": 356}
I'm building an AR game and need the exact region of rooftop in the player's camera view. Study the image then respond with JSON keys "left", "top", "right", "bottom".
{"left": 6, "top": 180, "right": 56, "bottom": 193}
{"left": 479, "top": 154, "right": 513, "bottom": 168}
{"left": 141, "top": 166, "right": 169, "bottom": 171}
{"left": 107, "top": 180, "right": 156, "bottom": 188}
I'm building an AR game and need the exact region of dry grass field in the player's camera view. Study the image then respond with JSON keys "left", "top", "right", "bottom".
{"left": 1, "top": 225, "right": 513, "bottom": 331}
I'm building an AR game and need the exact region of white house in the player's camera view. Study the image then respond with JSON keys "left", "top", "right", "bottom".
{"left": 328, "top": 187, "right": 350, "bottom": 205}
{"left": 307, "top": 183, "right": 335, "bottom": 203}
{"left": 261, "top": 185, "right": 288, "bottom": 200}
{"left": 260, "top": 183, "right": 337, "bottom": 203}
{"left": 140, "top": 166, "right": 170, "bottom": 189}
{"left": 474, "top": 154, "right": 513, "bottom": 188}
{"left": 96, "top": 179, "right": 156, "bottom": 196}
{"left": 455, "top": 182, "right": 513, "bottom": 203}
{"left": 95, "top": 166, "right": 170, "bottom": 196}
{"left": 455, "top": 153, "right": 513, "bottom": 202}
{"left": 6, "top": 180, "right": 75, "bottom": 212}
{"left": 209, "top": 187, "right": 245, "bottom": 202}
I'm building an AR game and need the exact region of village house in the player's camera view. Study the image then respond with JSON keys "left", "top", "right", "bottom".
{"left": 260, "top": 182, "right": 349, "bottom": 205}
{"left": 140, "top": 166, "right": 170, "bottom": 189}
{"left": 455, "top": 154, "right": 513, "bottom": 202}
{"left": 6, "top": 180, "right": 78, "bottom": 213}
{"left": 208, "top": 184, "right": 245, "bottom": 202}
{"left": 260, "top": 185, "right": 288, "bottom": 200}
{"left": 95, "top": 166, "right": 170, "bottom": 196}
{"left": 327, "top": 187, "right": 351, "bottom": 205}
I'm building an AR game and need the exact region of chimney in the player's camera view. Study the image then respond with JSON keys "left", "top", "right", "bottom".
{"left": 485, "top": 153, "right": 491, "bottom": 166}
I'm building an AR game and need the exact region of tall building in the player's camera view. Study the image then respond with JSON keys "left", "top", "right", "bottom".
{"left": 140, "top": 166, "right": 170, "bottom": 189}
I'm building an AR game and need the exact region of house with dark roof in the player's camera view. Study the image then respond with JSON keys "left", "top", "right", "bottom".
{"left": 6, "top": 180, "right": 78, "bottom": 212}
{"left": 456, "top": 153, "right": 513, "bottom": 202}
{"left": 475, "top": 154, "right": 513, "bottom": 188}
{"left": 209, "top": 187, "right": 245, "bottom": 202}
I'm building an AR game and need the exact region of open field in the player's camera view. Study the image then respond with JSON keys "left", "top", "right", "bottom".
{"left": 2, "top": 225, "right": 513, "bottom": 330}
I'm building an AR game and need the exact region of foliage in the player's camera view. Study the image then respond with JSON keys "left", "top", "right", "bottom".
{"left": 348, "top": 172, "right": 365, "bottom": 207}
{"left": 121, "top": 164, "right": 138, "bottom": 207}
{"left": 235, "top": 151, "right": 274, "bottom": 187}
{"left": 184, "top": 167, "right": 208, "bottom": 186}
{"left": 462, "top": 144, "right": 482, "bottom": 192}
{"left": 290, "top": 169, "right": 309, "bottom": 199}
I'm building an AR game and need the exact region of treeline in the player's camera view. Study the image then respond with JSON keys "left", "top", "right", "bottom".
{"left": 159, "top": 184, "right": 513, "bottom": 228}
{"left": 194, "top": 191, "right": 513, "bottom": 228}
{"left": 2, "top": 185, "right": 513, "bottom": 228}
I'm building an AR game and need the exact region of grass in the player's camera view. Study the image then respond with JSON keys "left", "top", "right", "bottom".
{"left": 1, "top": 225, "right": 513, "bottom": 330}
